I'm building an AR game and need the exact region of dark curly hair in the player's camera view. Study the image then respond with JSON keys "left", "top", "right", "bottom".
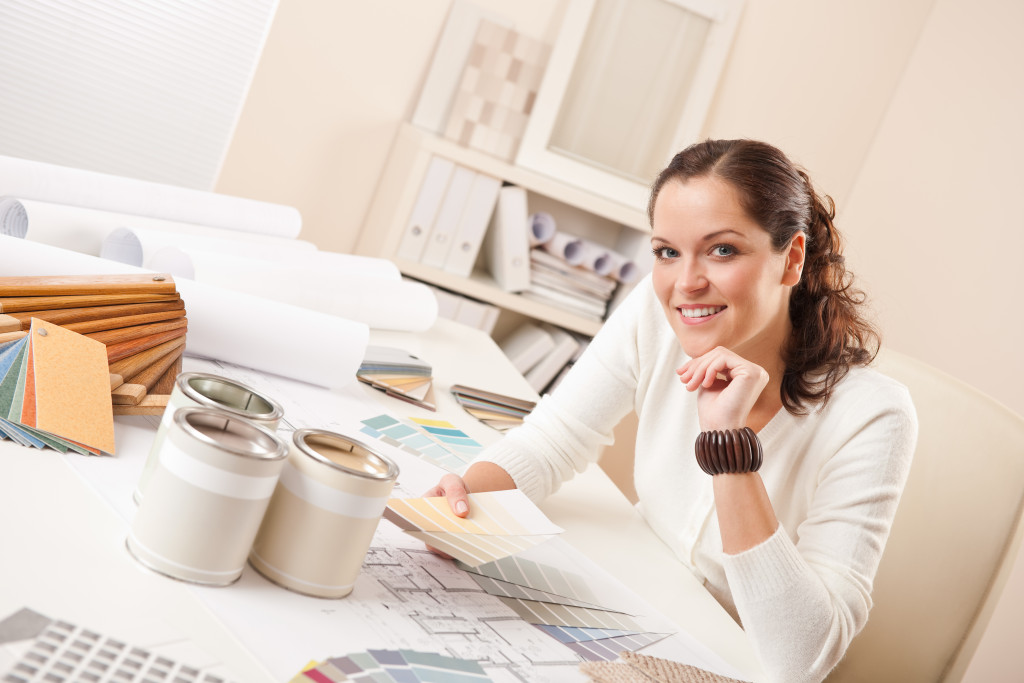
{"left": 648, "top": 139, "right": 879, "bottom": 414}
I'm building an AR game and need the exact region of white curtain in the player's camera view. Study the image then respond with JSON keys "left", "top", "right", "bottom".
{"left": 0, "top": 0, "right": 278, "bottom": 190}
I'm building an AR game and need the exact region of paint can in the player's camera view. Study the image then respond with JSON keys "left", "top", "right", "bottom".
{"left": 134, "top": 372, "right": 284, "bottom": 504}
{"left": 248, "top": 429, "right": 400, "bottom": 598}
{"left": 126, "top": 406, "right": 289, "bottom": 585}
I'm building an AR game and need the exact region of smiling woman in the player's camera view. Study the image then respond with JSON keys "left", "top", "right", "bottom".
{"left": 427, "top": 139, "right": 918, "bottom": 683}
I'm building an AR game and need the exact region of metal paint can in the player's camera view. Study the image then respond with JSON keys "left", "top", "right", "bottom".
{"left": 126, "top": 406, "right": 289, "bottom": 586}
{"left": 248, "top": 429, "right": 400, "bottom": 598}
{"left": 134, "top": 372, "right": 284, "bottom": 504}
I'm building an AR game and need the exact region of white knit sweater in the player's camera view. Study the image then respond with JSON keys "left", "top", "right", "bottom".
{"left": 476, "top": 276, "right": 917, "bottom": 682}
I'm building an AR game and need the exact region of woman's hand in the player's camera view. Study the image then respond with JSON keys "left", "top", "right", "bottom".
{"left": 424, "top": 473, "right": 471, "bottom": 518}
{"left": 677, "top": 346, "right": 769, "bottom": 431}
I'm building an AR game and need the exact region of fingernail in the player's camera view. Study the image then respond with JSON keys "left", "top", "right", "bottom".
{"left": 455, "top": 501, "right": 468, "bottom": 515}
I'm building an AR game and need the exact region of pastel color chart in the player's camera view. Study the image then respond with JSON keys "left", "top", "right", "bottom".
{"left": 359, "top": 414, "right": 484, "bottom": 472}
{"left": 290, "top": 649, "right": 492, "bottom": 683}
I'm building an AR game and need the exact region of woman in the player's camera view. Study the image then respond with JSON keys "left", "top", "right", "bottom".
{"left": 428, "top": 139, "right": 917, "bottom": 682}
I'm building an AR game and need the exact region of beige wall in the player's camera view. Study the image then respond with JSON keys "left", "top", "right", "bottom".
{"left": 216, "top": 0, "right": 1023, "bottom": 677}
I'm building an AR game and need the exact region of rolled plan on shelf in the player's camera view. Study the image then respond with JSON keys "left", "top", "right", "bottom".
{"left": 539, "top": 232, "right": 584, "bottom": 266}
{"left": 101, "top": 224, "right": 317, "bottom": 267}
{"left": 576, "top": 240, "right": 614, "bottom": 276}
{"left": 0, "top": 236, "right": 370, "bottom": 389}
{"left": 528, "top": 212, "right": 557, "bottom": 246}
{"left": 0, "top": 154, "right": 302, "bottom": 238}
{"left": 146, "top": 247, "right": 436, "bottom": 332}
{"left": 604, "top": 252, "right": 641, "bottom": 284}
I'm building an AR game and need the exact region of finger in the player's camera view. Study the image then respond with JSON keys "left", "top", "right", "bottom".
{"left": 439, "top": 474, "right": 471, "bottom": 517}
{"left": 426, "top": 544, "right": 454, "bottom": 560}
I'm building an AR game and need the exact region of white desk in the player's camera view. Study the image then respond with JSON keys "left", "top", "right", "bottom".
{"left": 0, "top": 319, "right": 763, "bottom": 682}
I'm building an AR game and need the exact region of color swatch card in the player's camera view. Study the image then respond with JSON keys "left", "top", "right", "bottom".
{"left": 384, "top": 490, "right": 563, "bottom": 567}
{"left": 290, "top": 649, "right": 493, "bottom": 683}
{"left": 357, "top": 346, "right": 437, "bottom": 411}
{"left": 0, "top": 318, "right": 115, "bottom": 455}
{"left": 360, "top": 414, "right": 482, "bottom": 472}
{"left": 0, "top": 608, "right": 232, "bottom": 683}
{"left": 450, "top": 384, "right": 535, "bottom": 432}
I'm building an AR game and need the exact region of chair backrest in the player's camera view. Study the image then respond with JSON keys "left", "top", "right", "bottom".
{"left": 827, "top": 349, "right": 1024, "bottom": 682}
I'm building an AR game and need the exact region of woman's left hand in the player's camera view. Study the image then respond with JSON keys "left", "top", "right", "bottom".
{"left": 677, "top": 346, "right": 770, "bottom": 431}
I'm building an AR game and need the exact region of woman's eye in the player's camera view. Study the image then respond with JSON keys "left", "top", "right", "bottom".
{"left": 711, "top": 244, "right": 736, "bottom": 257}
{"left": 652, "top": 246, "right": 678, "bottom": 259}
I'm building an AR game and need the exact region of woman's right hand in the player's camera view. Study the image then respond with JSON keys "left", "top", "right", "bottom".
{"left": 424, "top": 472, "right": 472, "bottom": 518}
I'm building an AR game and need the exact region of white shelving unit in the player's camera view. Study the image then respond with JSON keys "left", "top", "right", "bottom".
{"left": 356, "top": 123, "right": 652, "bottom": 339}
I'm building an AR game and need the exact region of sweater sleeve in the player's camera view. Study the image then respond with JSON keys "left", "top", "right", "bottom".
{"left": 722, "top": 379, "right": 918, "bottom": 683}
{"left": 473, "top": 282, "right": 647, "bottom": 502}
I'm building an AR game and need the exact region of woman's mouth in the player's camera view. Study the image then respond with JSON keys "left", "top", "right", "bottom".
{"left": 677, "top": 305, "right": 726, "bottom": 324}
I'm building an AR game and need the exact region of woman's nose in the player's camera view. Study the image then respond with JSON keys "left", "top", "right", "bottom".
{"left": 675, "top": 258, "right": 707, "bottom": 293}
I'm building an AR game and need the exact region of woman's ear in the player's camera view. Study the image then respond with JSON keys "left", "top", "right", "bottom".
{"left": 782, "top": 233, "right": 806, "bottom": 286}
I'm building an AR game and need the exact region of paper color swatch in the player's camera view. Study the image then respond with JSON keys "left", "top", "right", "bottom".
{"left": 385, "top": 491, "right": 563, "bottom": 537}
{"left": 290, "top": 648, "right": 492, "bottom": 683}
{"left": 0, "top": 319, "right": 115, "bottom": 454}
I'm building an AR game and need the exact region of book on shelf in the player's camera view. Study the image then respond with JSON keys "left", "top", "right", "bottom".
{"left": 522, "top": 247, "right": 619, "bottom": 322}
{"left": 523, "top": 324, "right": 581, "bottom": 394}
{"left": 421, "top": 282, "right": 499, "bottom": 336}
{"left": 498, "top": 322, "right": 555, "bottom": 375}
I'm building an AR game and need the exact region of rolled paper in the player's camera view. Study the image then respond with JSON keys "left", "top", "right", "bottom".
{"left": 528, "top": 212, "right": 557, "bottom": 247}
{"left": 539, "top": 232, "right": 584, "bottom": 266}
{"left": 576, "top": 240, "right": 614, "bottom": 276}
{"left": 147, "top": 247, "right": 437, "bottom": 332}
{"left": 0, "top": 236, "right": 370, "bottom": 389}
{"left": 604, "top": 251, "right": 641, "bottom": 284}
{"left": 0, "top": 154, "right": 302, "bottom": 238}
{"left": 101, "top": 225, "right": 317, "bottom": 268}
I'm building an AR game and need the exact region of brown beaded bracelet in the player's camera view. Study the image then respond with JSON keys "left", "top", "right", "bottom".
{"left": 694, "top": 427, "right": 763, "bottom": 475}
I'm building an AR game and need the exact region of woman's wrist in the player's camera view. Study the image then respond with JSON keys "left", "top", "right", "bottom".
{"left": 694, "top": 427, "right": 763, "bottom": 475}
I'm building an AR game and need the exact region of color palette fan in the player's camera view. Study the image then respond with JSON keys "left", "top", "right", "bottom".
{"left": 290, "top": 649, "right": 492, "bottom": 683}
{"left": 450, "top": 384, "right": 535, "bottom": 432}
{"left": 360, "top": 413, "right": 483, "bottom": 472}
{"left": 357, "top": 345, "right": 436, "bottom": 411}
{"left": 384, "top": 490, "right": 563, "bottom": 567}
{"left": 0, "top": 319, "right": 115, "bottom": 455}
{"left": 0, "top": 273, "right": 187, "bottom": 417}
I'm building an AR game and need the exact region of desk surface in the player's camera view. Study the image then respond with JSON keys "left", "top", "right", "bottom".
{"left": 0, "top": 319, "right": 763, "bottom": 682}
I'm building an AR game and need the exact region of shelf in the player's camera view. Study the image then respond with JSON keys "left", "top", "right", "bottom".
{"left": 399, "top": 259, "right": 604, "bottom": 337}
{"left": 403, "top": 124, "right": 650, "bottom": 233}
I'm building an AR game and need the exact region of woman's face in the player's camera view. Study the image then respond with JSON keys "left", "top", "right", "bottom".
{"left": 650, "top": 176, "right": 804, "bottom": 363}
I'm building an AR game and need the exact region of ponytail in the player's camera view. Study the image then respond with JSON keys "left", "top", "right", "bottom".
{"left": 781, "top": 173, "right": 879, "bottom": 413}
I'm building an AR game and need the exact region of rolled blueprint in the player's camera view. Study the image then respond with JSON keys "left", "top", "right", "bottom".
{"left": 0, "top": 197, "right": 316, "bottom": 259}
{"left": 0, "top": 236, "right": 369, "bottom": 389}
{"left": 147, "top": 247, "right": 437, "bottom": 332}
{"left": 539, "top": 232, "right": 584, "bottom": 266}
{"left": 605, "top": 252, "right": 641, "bottom": 284}
{"left": 576, "top": 240, "right": 613, "bottom": 276}
{"left": 0, "top": 155, "right": 302, "bottom": 238}
{"left": 528, "top": 212, "right": 557, "bottom": 247}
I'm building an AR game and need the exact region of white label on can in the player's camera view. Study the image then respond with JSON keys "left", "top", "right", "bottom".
{"left": 279, "top": 462, "right": 389, "bottom": 519}
{"left": 159, "top": 440, "right": 279, "bottom": 500}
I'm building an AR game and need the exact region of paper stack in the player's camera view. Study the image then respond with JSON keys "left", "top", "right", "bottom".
{"left": 0, "top": 273, "right": 187, "bottom": 422}
{"left": 357, "top": 346, "right": 437, "bottom": 411}
{"left": 498, "top": 322, "right": 581, "bottom": 394}
{"left": 525, "top": 248, "right": 619, "bottom": 321}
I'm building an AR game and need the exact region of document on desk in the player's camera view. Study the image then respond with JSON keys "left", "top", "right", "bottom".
{"left": 63, "top": 355, "right": 751, "bottom": 683}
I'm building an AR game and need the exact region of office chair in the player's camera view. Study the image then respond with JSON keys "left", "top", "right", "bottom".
{"left": 827, "top": 349, "right": 1024, "bottom": 682}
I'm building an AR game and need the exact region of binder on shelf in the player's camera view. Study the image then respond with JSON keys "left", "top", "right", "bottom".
{"left": 443, "top": 172, "right": 502, "bottom": 278}
{"left": 524, "top": 324, "right": 581, "bottom": 394}
{"left": 498, "top": 322, "right": 555, "bottom": 375}
{"left": 420, "top": 165, "right": 476, "bottom": 269}
{"left": 454, "top": 296, "right": 500, "bottom": 336}
{"left": 482, "top": 184, "right": 531, "bottom": 293}
{"left": 395, "top": 156, "right": 455, "bottom": 263}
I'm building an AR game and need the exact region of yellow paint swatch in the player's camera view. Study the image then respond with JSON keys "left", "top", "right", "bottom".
{"left": 385, "top": 490, "right": 563, "bottom": 536}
